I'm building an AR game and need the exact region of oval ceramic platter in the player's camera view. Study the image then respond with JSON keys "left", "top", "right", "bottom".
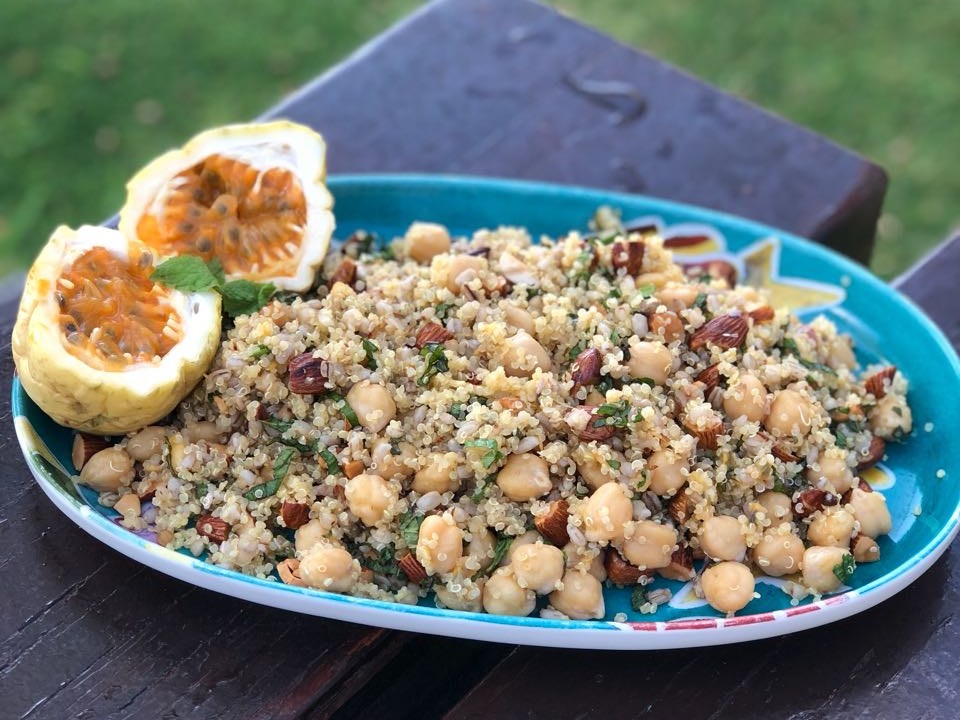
{"left": 12, "top": 175, "right": 960, "bottom": 650}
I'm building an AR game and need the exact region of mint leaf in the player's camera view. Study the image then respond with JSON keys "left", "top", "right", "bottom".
{"left": 832, "top": 553, "right": 856, "bottom": 583}
{"left": 221, "top": 279, "right": 276, "bottom": 316}
{"left": 243, "top": 446, "right": 296, "bottom": 501}
{"left": 207, "top": 257, "right": 226, "bottom": 286}
{"left": 150, "top": 255, "right": 219, "bottom": 292}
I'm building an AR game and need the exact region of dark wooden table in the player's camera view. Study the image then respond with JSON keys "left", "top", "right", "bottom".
{"left": 2, "top": 1, "right": 957, "bottom": 718}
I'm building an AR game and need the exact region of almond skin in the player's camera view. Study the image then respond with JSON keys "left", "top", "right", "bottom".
{"left": 611, "top": 239, "right": 645, "bottom": 275}
{"left": 681, "top": 259, "right": 737, "bottom": 287}
{"left": 683, "top": 415, "right": 723, "bottom": 450}
{"left": 196, "top": 514, "right": 230, "bottom": 543}
{"left": 695, "top": 364, "right": 720, "bottom": 394}
{"left": 657, "top": 546, "right": 696, "bottom": 581}
{"left": 748, "top": 305, "right": 776, "bottom": 323}
{"left": 535, "top": 499, "right": 570, "bottom": 546}
{"left": 865, "top": 366, "right": 896, "bottom": 399}
{"left": 649, "top": 311, "right": 685, "bottom": 343}
{"left": 415, "top": 321, "right": 454, "bottom": 348}
{"left": 566, "top": 406, "right": 616, "bottom": 441}
{"left": 667, "top": 488, "right": 693, "bottom": 524}
{"left": 605, "top": 549, "right": 649, "bottom": 585}
{"left": 277, "top": 558, "right": 306, "bottom": 587}
{"left": 857, "top": 435, "right": 886, "bottom": 471}
{"left": 72, "top": 432, "right": 111, "bottom": 471}
{"left": 328, "top": 257, "right": 357, "bottom": 287}
{"left": 280, "top": 501, "right": 311, "bottom": 530}
{"left": 793, "top": 489, "right": 838, "bottom": 518}
{"left": 398, "top": 553, "right": 427, "bottom": 583}
{"left": 287, "top": 353, "right": 330, "bottom": 395}
{"left": 571, "top": 347, "right": 602, "bottom": 386}
{"left": 689, "top": 313, "right": 749, "bottom": 351}
{"left": 343, "top": 460, "right": 365, "bottom": 479}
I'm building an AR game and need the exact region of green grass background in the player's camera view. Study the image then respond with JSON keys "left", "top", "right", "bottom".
{"left": 1, "top": 0, "right": 956, "bottom": 279}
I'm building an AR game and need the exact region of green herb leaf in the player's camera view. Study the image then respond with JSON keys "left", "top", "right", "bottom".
{"left": 450, "top": 403, "right": 466, "bottom": 421}
{"left": 195, "top": 481, "right": 209, "bottom": 498}
{"left": 637, "top": 282, "right": 655, "bottom": 298}
{"left": 607, "top": 459, "right": 621, "bottom": 470}
{"left": 693, "top": 292, "right": 708, "bottom": 311}
{"left": 435, "top": 302, "right": 453, "bottom": 321}
{"left": 262, "top": 417, "right": 294, "bottom": 433}
{"left": 464, "top": 439, "right": 505, "bottom": 469}
{"left": 597, "top": 375, "right": 615, "bottom": 394}
{"left": 832, "top": 553, "right": 856, "bottom": 583}
{"left": 207, "top": 257, "right": 226, "bottom": 286}
{"left": 780, "top": 337, "right": 800, "bottom": 355}
{"left": 398, "top": 512, "right": 423, "bottom": 547}
{"left": 835, "top": 428, "right": 848, "bottom": 448}
{"left": 250, "top": 344, "right": 271, "bottom": 360}
{"left": 483, "top": 535, "right": 513, "bottom": 575}
{"left": 150, "top": 255, "right": 220, "bottom": 292}
{"left": 630, "top": 586, "right": 647, "bottom": 612}
{"left": 418, "top": 343, "right": 449, "bottom": 386}
{"left": 597, "top": 400, "right": 631, "bottom": 428}
{"left": 608, "top": 288, "right": 622, "bottom": 300}
{"left": 361, "top": 338, "right": 379, "bottom": 370}
{"left": 328, "top": 392, "right": 360, "bottom": 428}
{"left": 220, "top": 279, "right": 277, "bottom": 316}
{"left": 471, "top": 476, "right": 493, "bottom": 503}
{"left": 243, "top": 447, "right": 296, "bottom": 501}
{"left": 318, "top": 447, "right": 341, "bottom": 475}
{"left": 568, "top": 339, "right": 587, "bottom": 360}
{"left": 610, "top": 329, "right": 620, "bottom": 345}
{"left": 525, "top": 287, "right": 541, "bottom": 300}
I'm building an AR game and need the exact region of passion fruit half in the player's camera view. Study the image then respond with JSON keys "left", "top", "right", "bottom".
{"left": 119, "top": 121, "right": 334, "bottom": 291}
{"left": 13, "top": 225, "right": 221, "bottom": 434}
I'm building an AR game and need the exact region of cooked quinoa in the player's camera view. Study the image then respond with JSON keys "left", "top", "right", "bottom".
{"left": 86, "top": 215, "right": 913, "bottom": 617}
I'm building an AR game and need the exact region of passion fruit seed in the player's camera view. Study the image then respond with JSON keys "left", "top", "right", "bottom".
{"left": 136, "top": 154, "right": 307, "bottom": 281}
{"left": 57, "top": 247, "right": 181, "bottom": 371}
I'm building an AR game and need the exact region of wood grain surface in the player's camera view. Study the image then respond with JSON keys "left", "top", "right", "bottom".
{"left": 1, "top": 0, "right": 937, "bottom": 718}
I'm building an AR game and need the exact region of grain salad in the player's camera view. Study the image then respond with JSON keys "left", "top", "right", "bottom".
{"left": 73, "top": 214, "right": 912, "bottom": 618}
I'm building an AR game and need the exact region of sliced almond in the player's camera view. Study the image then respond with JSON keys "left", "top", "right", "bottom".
{"left": 343, "top": 460, "right": 366, "bottom": 479}
{"left": 571, "top": 347, "right": 602, "bottom": 386}
{"left": 535, "top": 499, "right": 570, "bottom": 546}
{"left": 864, "top": 366, "right": 896, "bottom": 399}
{"left": 196, "top": 514, "right": 230, "bottom": 543}
{"left": 648, "top": 311, "right": 685, "bottom": 343}
{"left": 277, "top": 558, "right": 306, "bottom": 587}
{"left": 398, "top": 552, "right": 427, "bottom": 583}
{"left": 856, "top": 435, "right": 886, "bottom": 471}
{"left": 695, "top": 364, "right": 720, "bottom": 394}
{"left": 793, "top": 489, "right": 838, "bottom": 518}
{"left": 329, "top": 257, "right": 357, "bottom": 287}
{"left": 565, "top": 406, "right": 616, "bottom": 441}
{"left": 747, "top": 305, "right": 776, "bottom": 323}
{"left": 667, "top": 488, "right": 694, "bottom": 524}
{"left": 287, "top": 353, "right": 330, "bottom": 395}
{"left": 683, "top": 414, "right": 723, "bottom": 450}
{"left": 72, "top": 432, "right": 111, "bottom": 472}
{"left": 611, "top": 238, "right": 645, "bottom": 275}
{"left": 497, "top": 396, "right": 525, "bottom": 412}
{"left": 415, "top": 321, "right": 454, "bottom": 348}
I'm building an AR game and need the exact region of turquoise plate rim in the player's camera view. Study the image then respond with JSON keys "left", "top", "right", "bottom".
{"left": 12, "top": 173, "right": 960, "bottom": 650}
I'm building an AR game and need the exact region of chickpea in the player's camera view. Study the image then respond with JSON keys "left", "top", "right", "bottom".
{"left": 581, "top": 483, "right": 633, "bottom": 543}
{"left": 126, "top": 426, "right": 166, "bottom": 461}
{"left": 502, "top": 302, "right": 535, "bottom": 334}
{"left": 869, "top": 393, "right": 913, "bottom": 438}
{"left": 501, "top": 330, "right": 553, "bottom": 377}
{"left": 436, "top": 575, "right": 485, "bottom": 613}
{"left": 626, "top": 339, "right": 673, "bottom": 385}
{"left": 621, "top": 520, "right": 678, "bottom": 570}
{"left": 505, "top": 530, "right": 543, "bottom": 564}
{"left": 764, "top": 389, "right": 813, "bottom": 438}
{"left": 346, "top": 381, "right": 396, "bottom": 433}
{"left": 852, "top": 535, "right": 881, "bottom": 563}
{"left": 497, "top": 453, "right": 552, "bottom": 502}
{"left": 649, "top": 311, "right": 685, "bottom": 343}
{"left": 848, "top": 488, "right": 892, "bottom": 538}
{"left": 344, "top": 473, "right": 398, "bottom": 526}
{"left": 827, "top": 336, "right": 857, "bottom": 370}
{"left": 646, "top": 449, "right": 688, "bottom": 496}
{"left": 412, "top": 452, "right": 459, "bottom": 494}
{"left": 805, "top": 453, "right": 855, "bottom": 494}
{"left": 183, "top": 420, "right": 220, "bottom": 443}
{"left": 802, "top": 546, "right": 851, "bottom": 593}
{"left": 576, "top": 453, "right": 619, "bottom": 491}
{"left": 511, "top": 542, "right": 565, "bottom": 594}
{"left": 466, "top": 527, "right": 497, "bottom": 571}
{"left": 701, "top": 561, "right": 755, "bottom": 613}
{"left": 295, "top": 518, "right": 327, "bottom": 555}
{"left": 444, "top": 254, "right": 488, "bottom": 294}
{"left": 298, "top": 545, "right": 357, "bottom": 593}
{"left": 756, "top": 491, "right": 794, "bottom": 523}
{"left": 700, "top": 515, "right": 747, "bottom": 561}
{"left": 405, "top": 221, "right": 451, "bottom": 263}
{"left": 483, "top": 567, "right": 536, "bottom": 616}
{"left": 753, "top": 530, "right": 804, "bottom": 576}
{"left": 416, "top": 513, "right": 464, "bottom": 575}
{"left": 723, "top": 375, "right": 767, "bottom": 423}
{"left": 549, "top": 569, "right": 605, "bottom": 620}
{"left": 657, "top": 283, "right": 701, "bottom": 312}
{"left": 371, "top": 439, "right": 416, "bottom": 480}
{"left": 807, "top": 508, "right": 856, "bottom": 548}
{"left": 113, "top": 493, "right": 141, "bottom": 517}
{"left": 587, "top": 549, "right": 607, "bottom": 582}
{"left": 79, "top": 447, "right": 135, "bottom": 492}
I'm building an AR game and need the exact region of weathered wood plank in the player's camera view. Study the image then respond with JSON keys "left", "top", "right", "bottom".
{"left": 265, "top": 0, "right": 886, "bottom": 264}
